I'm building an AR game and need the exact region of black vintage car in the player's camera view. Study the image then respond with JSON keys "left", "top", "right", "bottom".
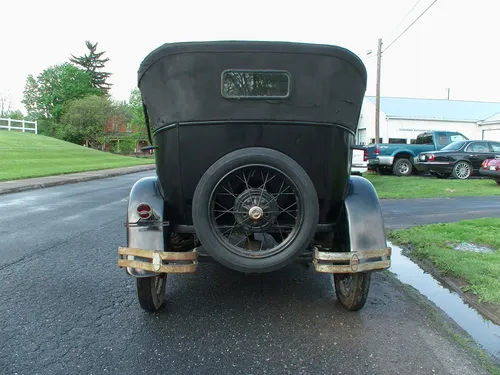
{"left": 416, "top": 140, "right": 500, "bottom": 179}
{"left": 117, "top": 41, "right": 391, "bottom": 313}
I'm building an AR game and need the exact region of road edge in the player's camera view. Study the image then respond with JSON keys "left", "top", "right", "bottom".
{"left": 383, "top": 271, "right": 500, "bottom": 374}
{"left": 0, "top": 165, "right": 156, "bottom": 195}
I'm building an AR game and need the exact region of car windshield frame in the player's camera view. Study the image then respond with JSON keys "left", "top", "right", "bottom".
{"left": 441, "top": 141, "right": 467, "bottom": 151}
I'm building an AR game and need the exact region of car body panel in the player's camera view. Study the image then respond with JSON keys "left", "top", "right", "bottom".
{"left": 351, "top": 147, "right": 368, "bottom": 175}
{"left": 125, "top": 176, "right": 167, "bottom": 278}
{"left": 344, "top": 176, "right": 387, "bottom": 252}
{"left": 479, "top": 157, "right": 500, "bottom": 180}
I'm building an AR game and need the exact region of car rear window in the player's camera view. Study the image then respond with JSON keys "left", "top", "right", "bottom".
{"left": 490, "top": 142, "right": 500, "bottom": 152}
{"left": 441, "top": 141, "right": 466, "bottom": 151}
{"left": 221, "top": 70, "right": 291, "bottom": 99}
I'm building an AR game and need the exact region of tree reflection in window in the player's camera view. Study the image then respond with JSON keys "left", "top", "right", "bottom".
{"left": 222, "top": 70, "right": 290, "bottom": 98}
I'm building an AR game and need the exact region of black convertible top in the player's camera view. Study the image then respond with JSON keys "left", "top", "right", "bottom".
{"left": 137, "top": 40, "right": 368, "bottom": 133}
{"left": 138, "top": 40, "right": 367, "bottom": 83}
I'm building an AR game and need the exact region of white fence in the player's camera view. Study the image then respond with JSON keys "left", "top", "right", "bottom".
{"left": 0, "top": 117, "right": 37, "bottom": 134}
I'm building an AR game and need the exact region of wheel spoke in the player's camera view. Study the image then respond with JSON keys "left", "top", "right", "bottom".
{"left": 222, "top": 186, "right": 238, "bottom": 198}
{"left": 259, "top": 233, "right": 267, "bottom": 251}
{"left": 214, "top": 200, "right": 231, "bottom": 211}
{"left": 234, "top": 232, "right": 250, "bottom": 247}
{"left": 215, "top": 208, "right": 236, "bottom": 220}
{"left": 278, "top": 202, "right": 298, "bottom": 219}
{"left": 274, "top": 218, "right": 286, "bottom": 242}
{"left": 257, "top": 171, "right": 270, "bottom": 206}
{"left": 221, "top": 220, "right": 239, "bottom": 238}
{"left": 262, "top": 184, "right": 292, "bottom": 209}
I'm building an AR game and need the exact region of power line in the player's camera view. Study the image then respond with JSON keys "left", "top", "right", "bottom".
{"left": 384, "top": 0, "right": 424, "bottom": 40}
{"left": 382, "top": 0, "right": 438, "bottom": 54}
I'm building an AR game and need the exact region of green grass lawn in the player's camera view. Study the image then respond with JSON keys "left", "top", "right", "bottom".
{"left": 365, "top": 172, "right": 500, "bottom": 199}
{"left": 0, "top": 131, "right": 154, "bottom": 181}
{"left": 388, "top": 218, "right": 500, "bottom": 304}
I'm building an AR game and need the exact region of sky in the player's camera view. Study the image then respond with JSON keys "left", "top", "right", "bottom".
{"left": 1, "top": 0, "right": 499, "bottom": 114}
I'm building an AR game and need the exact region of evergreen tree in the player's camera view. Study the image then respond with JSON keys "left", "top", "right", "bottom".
{"left": 70, "top": 41, "right": 112, "bottom": 93}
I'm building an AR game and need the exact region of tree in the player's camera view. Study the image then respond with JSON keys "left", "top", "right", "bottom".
{"left": 0, "top": 94, "right": 10, "bottom": 117}
{"left": 61, "top": 95, "right": 115, "bottom": 147}
{"left": 70, "top": 41, "right": 112, "bottom": 93}
{"left": 5, "top": 110, "right": 24, "bottom": 120}
{"left": 0, "top": 93, "right": 17, "bottom": 118}
{"left": 129, "top": 88, "right": 147, "bottom": 134}
{"left": 22, "top": 63, "right": 100, "bottom": 122}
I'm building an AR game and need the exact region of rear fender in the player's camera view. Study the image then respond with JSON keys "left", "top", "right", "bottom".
{"left": 392, "top": 149, "right": 417, "bottom": 159}
{"left": 344, "top": 175, "right": 387, "bottom": 252}
{"left": 126, "top": 176, "right": 166, "bottom": 278}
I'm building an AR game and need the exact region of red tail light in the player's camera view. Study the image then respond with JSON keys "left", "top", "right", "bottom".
{"left": 428, "top": 154, "right": 435, "bottom": 161}
{"left": 375, "top": 146, "right": 380, "bottom": 155}
{"left": 137, "top": 203, "right": 152, "bottom": 219}
{"left": 363, "top": 149, "right": 368, "bottom": 162}
{"left": 481, "top": 160, "right": 488, "bottom": 169}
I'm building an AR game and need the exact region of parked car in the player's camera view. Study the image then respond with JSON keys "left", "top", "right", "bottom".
{"left": 479, "top": 157, "right": 500, "bottom": 185}
{"left": 367, "top": 131, "right": 469, "bottom": 177}
{"left": 351, "top": 146, "right": 368, "bottom": 175}
{"left": 117, "top": 40, "right": 391, "bottom": 313}
{"left": 415, "top": 140, "right": 500, "bottom": 179}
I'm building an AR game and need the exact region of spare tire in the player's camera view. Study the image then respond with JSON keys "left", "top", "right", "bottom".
{"left": 192, "top": 147, "right": 319, "bottom": 273}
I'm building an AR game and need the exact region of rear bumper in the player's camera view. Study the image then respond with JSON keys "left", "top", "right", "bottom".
{"left": 118, "top": 247, "right": 198, "bottom": 275}
{"left": 351, "top": 164, "right": 368, "bottom": 174}
{"left": 479, "top": 169, "right": 500, "bottom": 179}
{"left": 368, "top": 156, "right": 394, "bottom": 167}
{"left": 313, "top": 247, "right": 391, "bottom": 273}
{"left": 118, "top": 246, "right": 392, "bottom": 275}
{"left": 414, "top": 161, "right": 452, "bottom": 173}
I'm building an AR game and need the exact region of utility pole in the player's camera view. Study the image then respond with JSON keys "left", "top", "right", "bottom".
{"left": 375, "top": 38, "right": 382, "bottom": 144}
{"left": 446, "top": 88, "right": 450, "bottom": 100}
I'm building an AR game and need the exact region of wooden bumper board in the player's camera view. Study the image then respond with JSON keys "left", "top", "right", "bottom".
{"left": 117, "top": 246, "right": 198, "bottom": 274}
{"left": 313, "top": 247, "right": 391, "bottom": 273}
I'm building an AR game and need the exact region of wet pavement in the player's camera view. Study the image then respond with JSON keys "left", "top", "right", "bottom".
{"left": 389, "top": 242, "right": 500, "bottom": 363}
{"left": 0, "top": 171, "right": 497, "bottom": 374}
{"left": 381, "top": 196, "right": 500, "bottom": 230}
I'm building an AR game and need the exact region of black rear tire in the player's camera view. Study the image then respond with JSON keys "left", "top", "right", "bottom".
{"left": 334, "top": 272, "right": 371, "bottom": 311}
{"left": 192, "top": 147, "right": 319, "bottom": 273}
{"left": 136, "top": 274, "right": 167, "bottom": 312}
{"left": 392, "top": 158, "right": 413, "bottom": 177}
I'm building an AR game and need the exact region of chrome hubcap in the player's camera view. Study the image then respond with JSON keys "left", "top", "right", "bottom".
{"left": 456, "top": 163, "right": 470, "bottom": 179}
{"left": 248, "top": 206, "right": 264, "bottom": 220}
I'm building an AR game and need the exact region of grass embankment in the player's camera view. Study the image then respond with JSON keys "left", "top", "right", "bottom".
{"left": 0, "top": 131, "right": 154, "bottom": 181}
{"left": 389, "top": 218, "right": 500, "bottom": 305}
{"left": 365, "top": 172, "right": 500, "bottom": 199}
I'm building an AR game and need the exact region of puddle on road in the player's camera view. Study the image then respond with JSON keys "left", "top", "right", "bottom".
{"left": 388, "top": 241, "right": 500, "bottom": 363}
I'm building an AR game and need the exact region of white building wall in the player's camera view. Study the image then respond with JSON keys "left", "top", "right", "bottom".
{"left": 356, "top": 99, "right": 389, "bottom": 145}
{"left": 357, "top": 98, "right": 481, "bottom": 144}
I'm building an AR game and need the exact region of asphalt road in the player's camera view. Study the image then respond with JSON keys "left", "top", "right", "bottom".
{"left": 382, "top": 196, "right": 500, "bottom": 230}
{"left": 0, "top": 172, "right": 496, "bottom": 375}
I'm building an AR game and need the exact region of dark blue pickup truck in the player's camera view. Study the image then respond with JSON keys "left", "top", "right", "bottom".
{"left": 366, "top": 131, "right": 469, "bottom": 176}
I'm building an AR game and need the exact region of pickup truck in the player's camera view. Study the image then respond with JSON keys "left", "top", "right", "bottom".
{"left": 351, "top": 146, "right": 368, "bottom": 175}
{"left": 367, "top": 131, "right": 469, "bottom": 176}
